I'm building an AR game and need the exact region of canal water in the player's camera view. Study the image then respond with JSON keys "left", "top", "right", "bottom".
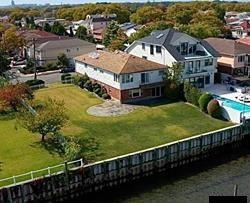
{"left": 84, "top": 147, "right": 250, "bottom": 203}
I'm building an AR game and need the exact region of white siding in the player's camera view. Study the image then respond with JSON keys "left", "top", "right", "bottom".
{"left": 75, "top": 60, "right": 165, "bottom": 90}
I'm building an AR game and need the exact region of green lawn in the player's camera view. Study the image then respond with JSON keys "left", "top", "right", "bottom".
{"left": 0, "top": 84, "right": 232, "bottom": 180}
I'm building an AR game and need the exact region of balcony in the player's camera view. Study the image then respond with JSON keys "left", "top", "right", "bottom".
{"left": 185, "top": 69, "right": 208, "bottom": 75}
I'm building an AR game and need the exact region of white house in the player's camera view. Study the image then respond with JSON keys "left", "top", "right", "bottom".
{"left": 75, "top": 50, "right": 166, "bottom": 103}
{"left": 126, "top": 28, "right": 220, "bottom": 88}
{"left": 119, "top": 23, "right": 144, "bottom": 37}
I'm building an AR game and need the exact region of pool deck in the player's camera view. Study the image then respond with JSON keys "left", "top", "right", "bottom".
{"left": 204, "top": 84, "right": 250, "bottom": 106}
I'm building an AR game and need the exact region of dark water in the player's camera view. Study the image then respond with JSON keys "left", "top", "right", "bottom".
{"left": 84, "top": 147, "right": 250, "bottom": 203}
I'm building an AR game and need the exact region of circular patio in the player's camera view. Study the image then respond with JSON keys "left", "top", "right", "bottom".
{"left": 87, "top": 100, "right": 139, "bottom": 117}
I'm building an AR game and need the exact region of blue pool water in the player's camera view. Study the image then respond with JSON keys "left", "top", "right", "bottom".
{"left": 214, "top": 96, "right": 250, "bottom": 112}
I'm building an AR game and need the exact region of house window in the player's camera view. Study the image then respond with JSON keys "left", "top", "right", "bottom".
{"left": 99, "top": 69, "right": 104, "bottom": 73}
{"left": 129, "top": 89, "right": 141, "bottom": 98}
{"left": 150, "top": 45, "right": 154, "bottom": 55}
{"left": 122, "top": 74, "right": 133, "bottom": 83}
{"left": 205, "top": 58, "right": 213, "bottom": 66}
{"left": 114, "top": 73, "right": 119, "bottom": 82}
{"left": 159, "top": 70, "right": 164, "bottom": 76}
{"left": 67, "top": 49, "right": 71, "bottom": 52}
{"left": 84, "top": 63, "right": 87, "bottom": 68}
{"left": 76, "top": 48, "right": 79, "bottom": 51}
{"left": 156, "top": 46, "right": 161, "bottom": 53}
{"left": 205, "top": 75, "right": 210, "bottom": 84}
{"left": 180, "top": 42, "right": 188, "bottom": 55}
{"left": 94, "top": 67, "right": 97, "bottom": 71}
{"left": 142, "top": 43, "right": 145, "bottom": 50}
{"left": 141, "top": 72, "right": 150, "bottom": 84}
{"left": 188, "top": 61, "right": 194, "bottom": 72}
{"left": 238, "top": 55, "right": 245, "bottom": 63}
{"left": 195, "top": 60, "right": 201, "bottom": 72}
{"left": 142, "top": 56, "right": 147, "bottom": 60}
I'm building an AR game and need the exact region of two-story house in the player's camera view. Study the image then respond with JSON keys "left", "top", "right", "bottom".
{"left": 36, "top": 38, "right": 96, "bottom": 67}
{"left": 125, "top": 28, "right": 220, "bottom": 88}
{"left": 75, "top": 50, "right": 166, "bottom": 103}
{"left": 205, "top": 38, "right": 250, "bottom": 83}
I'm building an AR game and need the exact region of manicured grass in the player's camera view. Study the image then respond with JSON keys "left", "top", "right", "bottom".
{"left": 0, "top": 84, "right": 232, "bottom": 180}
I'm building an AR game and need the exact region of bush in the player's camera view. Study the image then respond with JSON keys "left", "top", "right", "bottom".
{"left": 84, "top": 80, "right": 93, "bottom": 92}
{"left": 102, "top": 93, "right": 110, "bottom": 100}
{"left": 61, "top": 73, "right": 72, "bottom": 83}
{"left": 94, "top": 88, "right": 101, "bottom": 95}
{"left": 207, "top": 99, "right": 221, "bottom": 119}
{"left": 198, "top": 93, "right": 213, "bottom": 112}
{"left": 25, "top": 79, "right": 45, "bottom": 87}
{"left": 73, "top": 74, "right": 89, "bottom": 88}
{"left": 165, "top": 82, "right": 184, "bottom": 100}
{"left": 184, "top": 82, "right": 202, "bottom": 106}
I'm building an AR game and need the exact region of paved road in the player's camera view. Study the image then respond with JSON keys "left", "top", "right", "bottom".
{"left": 9, "top": 70, "right": 75, "bottom": 85}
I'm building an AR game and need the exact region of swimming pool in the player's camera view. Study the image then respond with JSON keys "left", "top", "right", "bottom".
{"left": 214, "top": 95, "right": 250, "bottom": 112}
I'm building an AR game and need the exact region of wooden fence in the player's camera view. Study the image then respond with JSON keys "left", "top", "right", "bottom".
{"left": 1, "top": 123, "right": 250, "bottom": 202}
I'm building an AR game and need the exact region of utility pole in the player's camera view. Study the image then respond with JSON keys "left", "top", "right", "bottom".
{"left": 32, "top": 38, "right": 37, "bottom": 80}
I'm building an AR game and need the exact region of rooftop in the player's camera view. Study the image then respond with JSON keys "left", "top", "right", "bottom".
{"left": 237, "top": 37, "right": 250, "bottom": 46}
{"left": 129, "top": 28, "right": 219, "bottom": 61}
{"left": 205, "top": 38, "right": 250, "bottom": 56}
{"left": 37, "top": 38, "right": 96, "bottom": 51}
{"left": 75, "top": 50, "right": 166, "bottom": 74}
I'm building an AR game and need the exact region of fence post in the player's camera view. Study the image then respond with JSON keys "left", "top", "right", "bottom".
{"left": 31, "top": 171, "right": 34, "bottom": 180}
{"left": 48, "top": 167, "right": 51, "bottom": 176}
{"left": 80, "top": 158, "right": 84, "bottom": 167}
{"left": 12, "top": 176, "right": 16, "bottom": 185}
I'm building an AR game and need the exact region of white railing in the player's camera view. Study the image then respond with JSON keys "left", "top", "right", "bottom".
{"left": 0, "top": 158, "right": 84, "bottom": 188}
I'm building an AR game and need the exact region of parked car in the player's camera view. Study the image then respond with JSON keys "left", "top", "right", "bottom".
{"left": 60, "top": 67, "right": 75, "bottom": 73}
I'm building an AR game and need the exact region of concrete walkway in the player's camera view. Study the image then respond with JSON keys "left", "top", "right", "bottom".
{"left": 87, "top": 100, "right": 140, "bottom": 117}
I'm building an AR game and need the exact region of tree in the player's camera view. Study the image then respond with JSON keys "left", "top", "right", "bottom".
{"left": 130, "top": 6, "right": 164, "bottom": 24}
{"left": 51, "top": 22, "right": 66, "bottom": 36}
{"left": 108, "top": 29, "right": 128, "bottom": 51}
{"left": 163, "top": 62, "right": 184, "bottom": 100}
{"left": 103, "top": 21, "right": 119, "bottom": 47}
{"left": 17, "top": 98, "right": 68, "bottom": 141}
{"left": 75, "top": 26, "right": 87, "bottom": 40}
{"left": 0, "top": 83, "right": 33, "bottom": 111}
{"left": 198, "top": 93, "right": 213, "bottom": 112}
{"left": 57, "top": 53, "right": 69, "bottom": 69}
{"left": 1, "top": 27, "right": 25, "bottom": 54}
{"left": 0, "top": 49, "right": 10, "bottom": 75}
{"left": 44, "top": 23, "right": 51, "bottom": 32}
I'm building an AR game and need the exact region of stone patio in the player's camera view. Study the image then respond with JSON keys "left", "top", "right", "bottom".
{"left": 87, "top": 100, "right": 140, "bottom": 117}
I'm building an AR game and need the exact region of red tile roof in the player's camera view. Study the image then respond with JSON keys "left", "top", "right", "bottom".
{"left": 17, "top": 29, "right": 58, "bottom": 42}
{"left": 237, "top": 37, "right": 250, "bottom": 46}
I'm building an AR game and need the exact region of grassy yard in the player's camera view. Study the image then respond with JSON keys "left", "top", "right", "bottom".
{"left": 0, "top": 84, "right": 232, "bottom": 179}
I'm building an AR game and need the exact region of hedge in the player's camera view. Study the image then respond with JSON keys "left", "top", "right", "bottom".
{"left": 184, "top": 82, "right": 202, "bottom": 107}
{"left": 25, "top": 79, "right": 45, "bottom": 87}
{"left": 207, "top": 99, "right": 221, "bottom": 119}
{"left": 198, "top": 93, "right": 213, "bottom": 112}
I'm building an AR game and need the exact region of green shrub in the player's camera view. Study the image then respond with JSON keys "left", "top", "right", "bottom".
{"left": 207, "top": 99, "right": 221, "bottom": 119}
{"left": 25, "top": 79, "right": 45, "bottom": 87}
{"left": 61, "top": 73, "right": 72, "bottom": 83}
{"left": 184, "top": 82, "right": 202, "bottom": 106}
{"left": 102, "top": 93, "right": 110, "bottom": 100}
{"left": 165, "top": 82, "right": 184, "bottom": 100}
{"left": 84, "top": 80, "right": 93, "bottom": 92}
{"left": 73, "top": 74, "right": 89, "bottom": 88}
{"left": 198, "top": 93, "right": 213, "bottom": 112}
{"left": 94, "top": 88, "right": 101, "bottom": 95}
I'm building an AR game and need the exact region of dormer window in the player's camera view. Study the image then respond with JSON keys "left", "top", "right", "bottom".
{"left": 156, "top": 46, "right": 161, "bottom": 53}
{"left": 142, "top": 43, "right": 145, "bottom": 50}
{"left": 180, "top": 42, "right": 188, "bottom": 55}
{"left": 150, "top": 45, "right": 154, "bottom": 55}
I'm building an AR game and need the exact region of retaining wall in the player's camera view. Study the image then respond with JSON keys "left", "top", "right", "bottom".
{"left": 1, "top": 123, "right": 250, "bottom": 202}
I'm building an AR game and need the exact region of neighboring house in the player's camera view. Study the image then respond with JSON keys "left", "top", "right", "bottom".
{"left": 17, "top": 29, "right": 61, "bottom": 58}
{"left": 126, "top": 28, "right": 219, "bottom": 88}
{"left": 224, "top": 12, "right": 250, "bottom": 38}
{"left": 119, "top": 22, "right": 144, "bottom": 37}
{"left": 237, "top": 37, "right": 250, "bottom": 46}
{"left": 75, "top": 50, "right": 166, "bottom": 102}
{"left": 205, "top": 38, "right": 250, "bottom": 83}
{"left": 34, "top": 17, "right": 66, "bottom": 28}
{"left": 35, "top": 38, "right": 96, "bottom": 67}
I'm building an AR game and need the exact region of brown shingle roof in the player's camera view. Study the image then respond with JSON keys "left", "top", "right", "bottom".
{"left": 75, "top": 50, "right": 166, "bottom": 74}
{"left": 205, "top": 38, "right": 250, "bottom": 56}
